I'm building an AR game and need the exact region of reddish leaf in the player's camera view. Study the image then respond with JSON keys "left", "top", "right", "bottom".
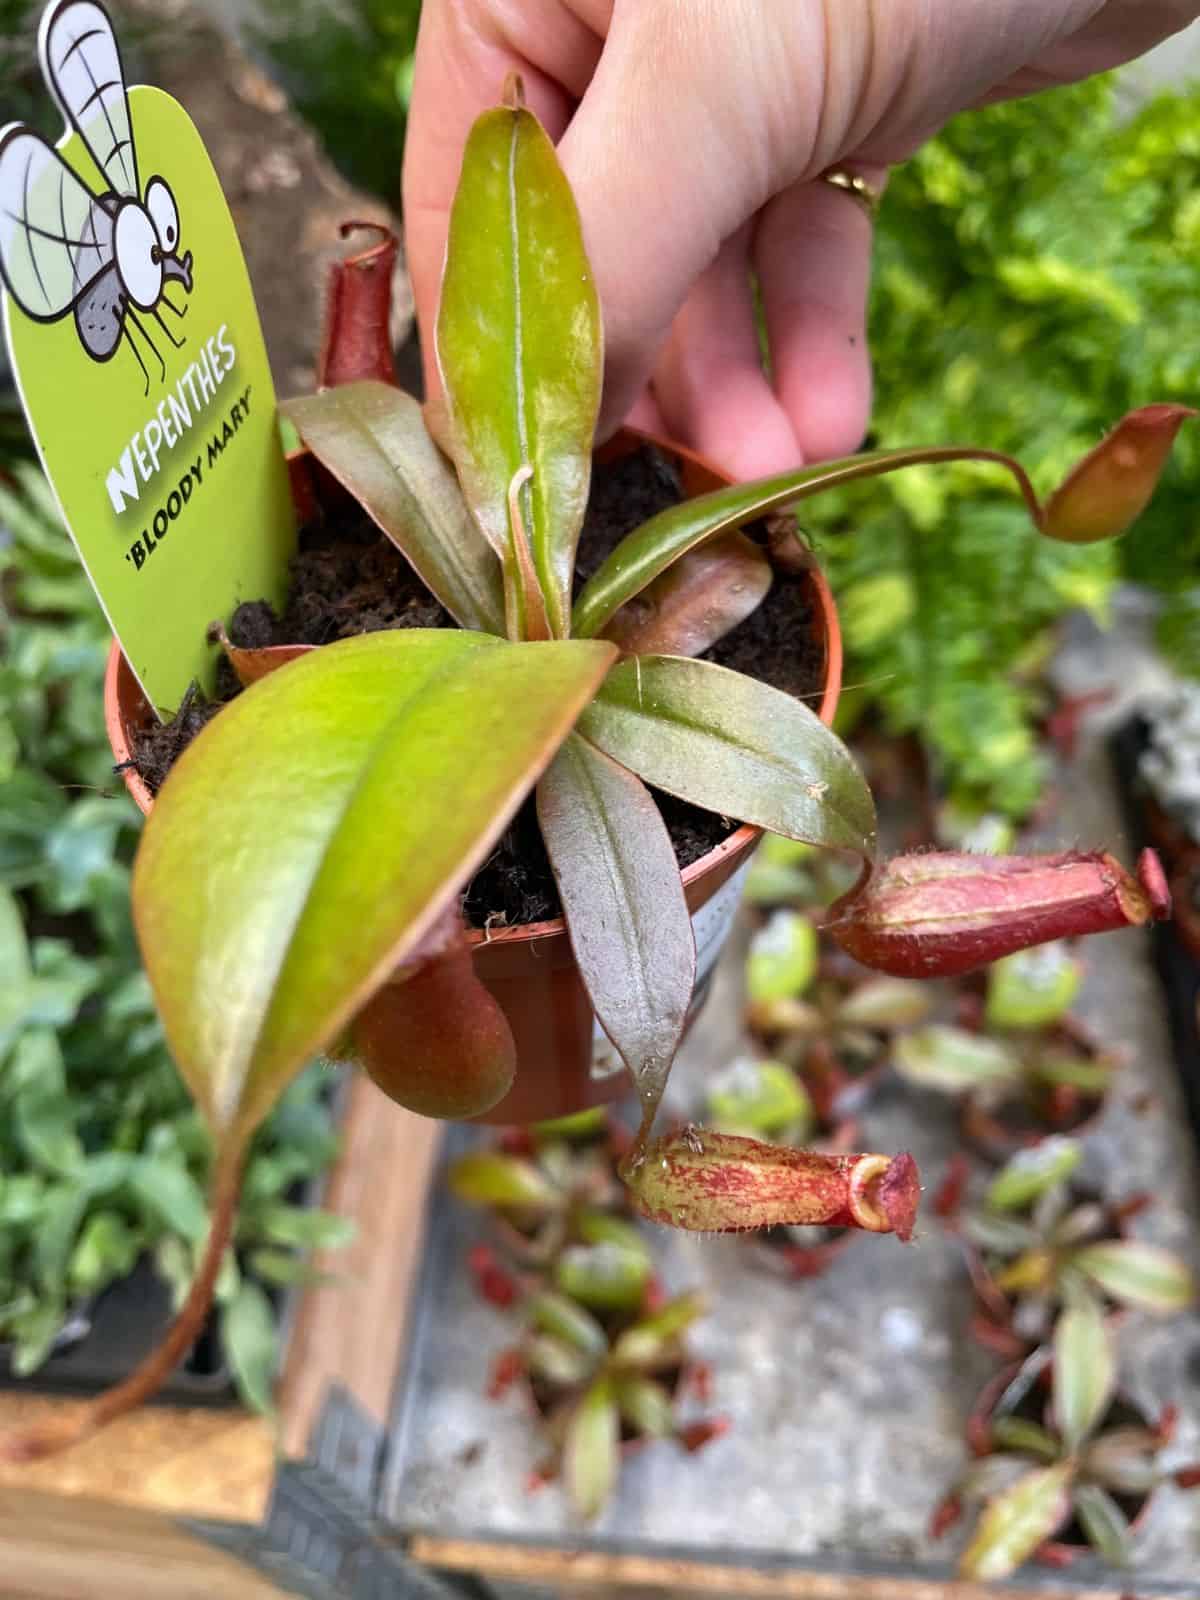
{"left": 602, "top": 533, "right": 772, "bottom": 658}
{"left": 537, "top": 734, "right": 695, "bottom": 1129}
{"left": 209, "top": 623, "right": 312, "bottom": 687}
{"left": 678, "top": 1416, "right": 730, "bottom": 1453}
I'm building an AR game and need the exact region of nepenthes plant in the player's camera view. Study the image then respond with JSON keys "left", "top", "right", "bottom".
{"left": 10, "top": 80, "right": 1188, "bottom": 1458}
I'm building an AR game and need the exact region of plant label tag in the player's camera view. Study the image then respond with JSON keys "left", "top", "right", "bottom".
{"left": 0, "top": 0, "right": 295, "bottom": 715}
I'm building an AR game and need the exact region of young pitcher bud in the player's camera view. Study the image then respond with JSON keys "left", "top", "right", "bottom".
{"left": 1042, "top": 405, "right": 1195, "bottom": 543}
{"left": 623, "top": 1128, "right": 919, "bottom": 1240}
{"left": 317, "top": 222, "right": 399, "bottom": 388}
{"left": 828, "top": 849, "right": 1170, "bottom": 979}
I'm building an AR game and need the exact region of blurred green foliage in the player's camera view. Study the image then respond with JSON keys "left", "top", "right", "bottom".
{"left": 0, "top": 0, "right": 55, "bottom": 135}
{"left": 252, "top": 0, "right": 422, "bottom": 202}
{"left": 808, "top": 75, "right": 1200, "bottom": 815}
{"left": 0, "top": 466, "right": 350, "bottom": 1400}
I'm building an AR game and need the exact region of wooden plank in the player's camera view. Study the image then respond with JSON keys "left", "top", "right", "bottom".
{"left": 407, "top": 1536, "right": 1138, "bottom": 1600}
{"left": 277, "top": 1075, "right": 441, "bottom": 1455}
{"left": 0, "top": 1487, "right": 284, "bottom": 1600}
{"left": 0, "top": 1396, "right": 273, "bottom": 1522}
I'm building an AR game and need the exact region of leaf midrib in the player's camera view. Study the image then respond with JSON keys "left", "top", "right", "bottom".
{"left": 571, "top": 737, "right": 656, "bottom": 1043}
{"left": 590, "top": 676, "right": 869, "bottom": 845}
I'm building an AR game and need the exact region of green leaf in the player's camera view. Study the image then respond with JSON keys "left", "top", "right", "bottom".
{"left": 525, "top": 1332, "right": 595, "bottom": 1388}
{"left": 446, "top": 1151, "right": 559, "bottom": 1212}
{"left": 959, "top": 1463, "right": 1075, "bottom": 1581}
{"left": 837, "top": 977, "right": 932, "bottom": 1031}
{"left": 743, "top": 836, "right": 817, "bottom": 905}
{"left": 0, "top": 883, "right": 30, "bottom": 991}
{"left": 572, "top": 445, "right": 1040, "bottom": 639}
{"left": 1054, "top": 1294, "right": 1115, "bottom": 1451}
{"left": 1071, "top": 1240, "right": 1196, "bottom": 1313}
{"left": 40, "top": 798, "right": 131, "bottom": 914}
{"left": 563, "top": 1375, "right": 620, "bottom": 1520}
{"left": 256, "top": 1204, "right": 356, "bottom": 1251}
{"left": 574, "top": 1211, "right": 652, "bottom": 1263}
{"left": 1081, "top": 1426, "right": 1162, "bottom": 1495}
{"left": 615, "top": 1373, "right": 676, "bottom": 1438}
{"left": 537, "top": 734, "right": 695, "bottom": 1122}
{"left": 9, "top": 1032, "right": 83, "bottom": 1174}
{"left": 1072, "top": 1483, "right": 1132, "bottom": 1566}
{"left": 555, "top": 1242, "right": 651, "bottom": 1312}
{"left": 612, "top": 1290, "right": 706, "bottom": 1368}
{"left": 531, "top": 1107, "right": 609, "bottom": 1142}
{"left": 746, "top": 912, "right": 818, "bottom": 1004}
{"left": 282, "top": 382, "right": 504, "bottom": 635}
{"left": 578, "top": 656, "right": 876, "bottom": 858}
{"left": 527, "top": 1290, "right": 607, "bottom": 1358}
{"left": 129, "top": 1157, "right": 209, "bottom": 1243}
{"left": 69, "top": 1212, "right": 141, "bottom": 1296}
{"left": 1032, "top": 1051, "right": 1114, "bottom": 1094}
{"left": 963, "top": 1212, "right": 1039, "bottom": 1255}
{"left": 220, "top": 1279, "right": 278, "bottom": 1415}
{"left": 985, "top": 1138, "right": 1083, "bottom": 1213}
{"left": 601, "top": 533, "right": 772, "bottom": 658}
{"left": 706, "top": 1058, "right": 813, "bottom": 1140}
{"left": 988, "top": 1416, "right": 1061, "bottom": 1462}
{"left": 985, "top": 943, "right": 1082, "bottom": 1031}
{"left": 245, "top": 1249, "right": 335, "bottom": 1290}
{"left": 437, "top": 98, "right": 601, "bottom": 639}
{"left": 133, "top": 631, "right": 615, "bottom": 1145}
{"left": 34, "top": 1184, "right": 89, "bottom": 1292}
{"left": 893, "top": 1025, "right": 1021, "bottom": 1094}
{"left": 9, "top": 1298, "right": 68, "bottom": 1378}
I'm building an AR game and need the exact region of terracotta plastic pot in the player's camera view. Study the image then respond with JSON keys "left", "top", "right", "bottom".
{"left": 105, "top": 428, "right": 843, "bottom": 1125}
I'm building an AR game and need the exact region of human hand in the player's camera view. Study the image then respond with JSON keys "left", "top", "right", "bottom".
{"left": 403, "top": 1, "right": 1198, "bottom": 478}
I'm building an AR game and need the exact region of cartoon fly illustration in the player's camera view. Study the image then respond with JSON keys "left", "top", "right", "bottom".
{"left": 0, "top": 0, "right": 193, "bottom": 395}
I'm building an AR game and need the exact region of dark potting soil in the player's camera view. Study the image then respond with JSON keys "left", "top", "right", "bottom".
{"left": 130, "top": 680, "right": 227, "bottom": 793}
{"left": 130, "top": 446, "right": 824, "bottom": 929}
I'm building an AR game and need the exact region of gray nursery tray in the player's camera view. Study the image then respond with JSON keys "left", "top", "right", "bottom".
{"left": 378, "top": 720, "right": 1200, "bottom": 1598}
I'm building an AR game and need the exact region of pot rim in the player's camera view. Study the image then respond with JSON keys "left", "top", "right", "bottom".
{"left": 104, "top": 424, "right": 844, "bottom": 936}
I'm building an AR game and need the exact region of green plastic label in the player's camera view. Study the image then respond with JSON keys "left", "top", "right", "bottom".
{"left": 1, "top": 0, "right": 294, "bottom": 714}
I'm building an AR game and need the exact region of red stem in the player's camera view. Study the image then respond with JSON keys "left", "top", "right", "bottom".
{"left": 1, "top": 1150, "right": 243, "bottom": 1461}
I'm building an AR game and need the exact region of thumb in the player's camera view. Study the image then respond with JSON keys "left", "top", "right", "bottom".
{"left": 558, "top": 4, "right": 831, "bottom": 437}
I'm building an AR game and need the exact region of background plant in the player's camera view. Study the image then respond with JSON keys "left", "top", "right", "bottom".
{"left": 251, "top": 0, "right": 420, "bottom": 204}
{"left": 892, "top": 942, "right": 1119, "bottom": 1131}
{"left": 450, "top": 1112, "right": 722, "bottom": 1519}
{"left": 958, "top": 1139, "right": 1194, "bottom": 1354}
{"left": 0, "top": 468, "right": 350, "bottom": 1406}
{"left": 743, "top": 911, "right": 931, "bottom": 1107}
{"left": 947, "top": 1308, "right": 1198, "bottom": 1578}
